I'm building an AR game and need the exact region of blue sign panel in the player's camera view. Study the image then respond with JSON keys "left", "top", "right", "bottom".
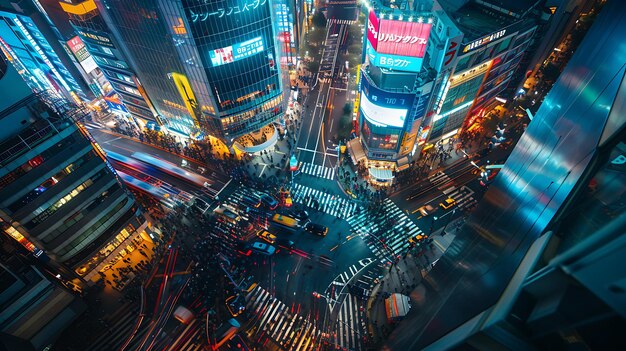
{"left": 359, "top": 72, "right": 415, "bottom": 128}
{"left": 366, "top": 42, "right": 423, "bottom": 73}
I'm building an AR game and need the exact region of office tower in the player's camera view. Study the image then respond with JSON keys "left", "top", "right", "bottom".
{"left": 0, "top": 0, "right": 91, "bottom": 103}
{"left": 57, "top": 0, "right": 157, "bottom": 123}
{"left": 385, "top": 0, "right": 626, "bottom": 348}
{"left": 55, "top": 0, "right": 286, "bottom": 146}
{"left": 352, "top": 0, "right": 543, "bottom": 180}
{"left": 0, "top": 253, "right": 85, "bottom": 351}
{"left": 0, "top": 57, "right": 151, "bottom": 286}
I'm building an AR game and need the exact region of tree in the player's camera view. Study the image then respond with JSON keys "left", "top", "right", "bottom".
{"left": 312, "top": 11, "right": 327, "bottom": 28}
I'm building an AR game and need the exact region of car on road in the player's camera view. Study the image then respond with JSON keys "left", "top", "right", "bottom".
{"left": 225, "top": 295, "right": 246, "bottom": 317}
{"left": 256, "top": 230, "right": 277, "bottom": 244}
{"left": 260, "top": 194, "right": 278, "bottom": 210}
{"left": 408, "top": 233, "right": 427, "bottom": 246}
{"left": 303, "top": 221, "right": 328, "bottom": 236}
{"left": 439, "top": 198, "right": 456, "bottom": 210}
{"left": 286, "top": 209, "right": 308, "bottom": 221}
{"left": 271, "top": 214, "right": 300, "bottom": 230}
{"left": 250, "top": 242, "right": 276, "bottom": 255}
{"left": 276, "top": 238, "right": 295, "bottom": 250}
{"left": 416, "top": 204, "right": 434, "bottom": 217}
{"left": 241, "top": 194, "right": 261, "bottom": 208}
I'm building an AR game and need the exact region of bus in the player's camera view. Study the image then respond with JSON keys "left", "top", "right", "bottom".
{"left": 271, "top": 214, "right": 299, "bottom": 230}
{"left": 117, "top": 170, "right": 179, "bottom": 209}
{"left": 131, "top": 152, "right": 212, "bottom": 188}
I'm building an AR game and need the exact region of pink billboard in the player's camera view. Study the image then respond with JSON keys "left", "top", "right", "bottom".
{"left": 367, "top": 10, "right": 380, "bottom": 51}
{"left": 376, "top": 20, "right": 432, "bottom": 58}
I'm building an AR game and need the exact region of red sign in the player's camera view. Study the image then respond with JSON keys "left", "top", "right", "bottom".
{"left": 367, "top": 10, "right": 380, "bottom": 50}
{"left": 376, "top": 20, "right": 431, "bottom": 58}
{"left": 443, "top": 34, "right": 463, "bottom": 70}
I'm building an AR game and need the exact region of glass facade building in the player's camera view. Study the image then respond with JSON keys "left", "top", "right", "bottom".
{"left": 385, "top": 0, "right": 626, "bottom": 347}
{"left": 0, "top": 60, "right": 150, "bottom": 285}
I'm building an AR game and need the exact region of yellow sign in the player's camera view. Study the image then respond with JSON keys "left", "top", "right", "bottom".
{"left": 171, "top": 72, "right": 200, "bottom": 127}
{"left": 59, "top": 0, "right": 97, "bottom": 15}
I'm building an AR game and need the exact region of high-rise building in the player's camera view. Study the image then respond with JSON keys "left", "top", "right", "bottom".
{"left": 352, "top": 0, "right": 544, "bottom": 182}
{"left": 53, "top": 0, "right": 286, "bottom": 147}
{"left": 0, "top": 0, "right": 91, "bottom": 103}
{"left": 385, "top": 0, "right": 626, "bottom": 348}
{"left": 0, "top": 254, "right": 85, "bottom": 351}
{"left": 0, "top": 56, "right": 151, "bottom": 286}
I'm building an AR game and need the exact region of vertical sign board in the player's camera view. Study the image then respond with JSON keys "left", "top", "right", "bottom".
{"left": 367, "top": 10, "right": 380, "bottom": 51}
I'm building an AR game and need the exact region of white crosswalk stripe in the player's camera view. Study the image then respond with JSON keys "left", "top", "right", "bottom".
{"left": 82, "top": 121, "right": 105, "bottom": 130}
{"left": 348, "top": 199, "right": 424, "bottom": 262}
{"left": 86, "top": 302, "right": 151, "bottom": 351}
{"left": 325, "top": 260, "right": 380, "bottom": 351}
{"left": 245, "top": 285, "right": 320, "bottom": 350}
{"left": 429, "top": 171, "right": 452, "bottom": 189}
{"left": 442, "top": 186, "right": 478, "bottom": 211}
{"left": 291, "top": 183, "right": 356, "bottom": 218}
{"left": 299, "top": 162, "right": 336, "bottom": 180}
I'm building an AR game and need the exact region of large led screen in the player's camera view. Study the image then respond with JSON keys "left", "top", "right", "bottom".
{"left": 375, "top": 19, "right": 431, "bottom": 58}
{"left": 360, "top": 92, "right": 408, "bottom": 128}
{"left": 209, "top": 36, "right": 265, "bottom": 67}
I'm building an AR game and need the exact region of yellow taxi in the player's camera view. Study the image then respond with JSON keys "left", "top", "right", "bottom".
{"left": 408, "top": 234, "right": 427, "bottom": 246}
{"left": 256, "top": 230, "right": 277, "bottom": 244}
{"left": 439, "top": 197, "right": 456, "bottom": 210}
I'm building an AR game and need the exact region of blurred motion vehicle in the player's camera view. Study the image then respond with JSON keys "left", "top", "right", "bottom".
{"left": 417, "top": 204, "right": 434, "bottom": 217}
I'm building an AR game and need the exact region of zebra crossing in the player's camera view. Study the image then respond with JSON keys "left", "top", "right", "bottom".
{"left": 82, "top": 121, "right": 105, "bottom": 130}
{"left": 291, "top": 183, "right": 357, "bottom": 218}
{"left": 86, "top": 302, "right": 151, "bottom": 351}
{"left": 299, "top": 162, "right": 336, "bottom": 180}
{"left": 245, "top": 285, "right": 321, "bottom": 351}
{"left": 348, "top": 198, "right": 424, "bottom": 262}
{"left": 324, "top": 259, "right": 380, "bottom": 351}
{"left": 443, "top": 185, "right": 478, "bottom": 211}
{"left": 429, "top": 171, "right": 453, "bottom": 189}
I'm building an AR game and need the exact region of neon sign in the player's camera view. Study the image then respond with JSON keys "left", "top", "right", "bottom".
{"left": 463, "top": 30, "right": 506, "bottom": 53}
{"left": 188, "top": 0, "right": 267, "bottom": 22}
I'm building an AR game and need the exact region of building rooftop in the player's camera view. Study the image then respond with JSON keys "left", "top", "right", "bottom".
{"left": 451, "top": 1, "right": 535, "bottom": 41}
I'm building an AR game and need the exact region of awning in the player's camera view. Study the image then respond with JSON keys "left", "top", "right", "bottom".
{"left": 369, "top": 167, "right": 394, "bottom": 180}
{"left": 347, "top": 138, "right": 366, "bottom": 165}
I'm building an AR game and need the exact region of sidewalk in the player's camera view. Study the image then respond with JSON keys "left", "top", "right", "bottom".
{"left": 364, "top": 219, "right": 463, "bottom": 348}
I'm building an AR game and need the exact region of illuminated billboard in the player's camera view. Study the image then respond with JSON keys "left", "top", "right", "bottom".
{"left": 368, "top": 11, "right": 431, "bottom": 58}
{"left": 209, "top": 37, "right": 264, "bottom": 67}
{"left": 360, "top": 92, "right": 407, "bottom": 128}
{"left": 366, "top": 41, "right": 423, "bottom": 72}
{"left": 367, "top": 10, "right": 380, "bottom": 50}
{"left": 359, "top": 73, "right": 415, "bottom": 128}
{"left": 67, "top": 36, "right": 97, "bottom": 74}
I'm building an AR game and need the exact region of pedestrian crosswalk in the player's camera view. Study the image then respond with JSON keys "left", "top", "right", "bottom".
{"left": 324, "top": 259, "right": 380, "bottom": 351}
{"left": 442, "top": 185, "right": 478, "bottom": 211}
{"left": 299, "top": 162, "right": 336, "bottom": 180}
{"left": 347, "top": 199, "right": 424, "bottom": 262}
{"left": 429, "top": 171, "right": 452, "bottom": 189}
{"left": 291, "top": 183, "right": 357, "bottom": 218}
{"left": 82, "top": 121, "right": 105, "bottom": 130}
{"left": 86, "top": 302, "right": 151, "bottom": 351}
{"left": 246, "top": 285, "right": 320, "bottom": 351}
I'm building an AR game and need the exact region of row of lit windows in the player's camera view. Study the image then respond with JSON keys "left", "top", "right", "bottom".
{"left": 7, "top": 150, "right": 96, "bottom": 213}
{"left": 0, "top": 131, "right": 82, "bottom": 190}
{"left": 57, "top": 197, "right": 130, "bottom": 258}
{"left": 39, "top": 169, "right": 109, "bottom": 244}
{"left": 27, "top": 168, "right": 110, "bottom": 229}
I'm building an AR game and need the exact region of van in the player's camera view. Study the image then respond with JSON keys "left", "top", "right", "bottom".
{"left": 271, "top": 214, "right": 299, "bottom": 229}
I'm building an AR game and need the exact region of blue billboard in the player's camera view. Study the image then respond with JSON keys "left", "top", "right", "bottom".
{"left": 366, "top": 42, "right": 424, "bottom": 73}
